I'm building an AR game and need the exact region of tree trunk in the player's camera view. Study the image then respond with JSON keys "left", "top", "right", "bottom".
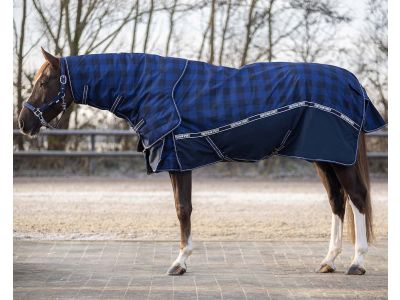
{"left": 267, "top": 0, "right": 275, "bottom": 62}
{"left": 198, "top": 17, "right": 210, "bottom": 60}
{"left": 208, "top": 0, "right": 216, "bottom": 64}
{"left": 131, "top": 0, "right": 140, "bottom": 52}
{"left": 48, "top": 0, "right": 81, "bottom": 149}
{"left": 15, "top": 0, "right": 27, "bottom": 150}
{"left": 165, "top": 0, "right": 178, "bottom": 56}
{"left": 241, "top": 0, "right": 257, "bottom": 66}
{"left": 143, "top": 0, "right": 154, "bottom": 53}
{"left": 219, "top": 0, "right": 232, "bottom": 65}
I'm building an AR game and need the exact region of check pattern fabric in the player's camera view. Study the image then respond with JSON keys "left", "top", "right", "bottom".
{"left": 62, "top": 53, "right": 386, "bottom": 173}
{"left": 64, "top": 53, "right": 187, "bottom": 148}
{"left": 174, "top": 62, "right": 364, "bottom": 134}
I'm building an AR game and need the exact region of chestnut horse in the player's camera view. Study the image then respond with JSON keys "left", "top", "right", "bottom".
{"left": 18, "top": 49, "right": 374, "bottom": 276}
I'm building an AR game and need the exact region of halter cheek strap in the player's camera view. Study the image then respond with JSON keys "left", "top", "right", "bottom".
{"left": 23, "top": 60, "right": 68, "bottom": 129}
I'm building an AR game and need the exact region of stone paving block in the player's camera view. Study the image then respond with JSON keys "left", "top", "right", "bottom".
{"left": 14, "top": 240, "right": 387, "bottom": 299}
{"left": 76, "top": 287, "right": 103, "bottom": 298}
{"left": 99, "top": 288, "right": 127, "bottom": 299}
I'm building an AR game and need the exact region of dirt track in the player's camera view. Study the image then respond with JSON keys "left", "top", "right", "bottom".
{"left": 13, "top": 176, "right": 387, "bottom": 241}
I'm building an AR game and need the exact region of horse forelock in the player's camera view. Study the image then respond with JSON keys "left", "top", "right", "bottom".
{"left": 34, "top": 62, "right": 50, "bottom": 83}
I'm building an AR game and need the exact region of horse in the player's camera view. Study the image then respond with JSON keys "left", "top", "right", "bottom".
{"left": 18, "top": 48, "right": 385, "bottom": 276}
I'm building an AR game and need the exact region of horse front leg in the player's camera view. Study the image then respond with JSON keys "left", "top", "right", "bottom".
{"left": 167, "top": 171, "right": 193, "bottom": 276}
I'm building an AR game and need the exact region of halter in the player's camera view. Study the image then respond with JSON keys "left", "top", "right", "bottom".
{"left": 23, "top": 60, "right": 68, "bottom": 129}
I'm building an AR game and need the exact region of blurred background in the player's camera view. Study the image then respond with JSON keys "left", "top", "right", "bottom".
{"left": 12, "top": 0, "right": 387, "bottom": 243}
{"left": 13, "top": 0, "right": 387, "bottom": 177}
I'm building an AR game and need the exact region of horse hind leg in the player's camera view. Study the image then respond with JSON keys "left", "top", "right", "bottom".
{"left": 315, "top": 162, "right": 346, "bottom": 273}
{"left": 332, "top": 163, "right": 371, "bottom": 275}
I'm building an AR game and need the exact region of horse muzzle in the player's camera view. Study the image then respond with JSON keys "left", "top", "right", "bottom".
{"left": 18, "top": 107, "right": 42, "bottom": 137}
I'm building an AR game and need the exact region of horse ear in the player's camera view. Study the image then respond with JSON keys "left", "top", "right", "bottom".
{"left": 41, "top": 47, "right": 60, "bottom": 69}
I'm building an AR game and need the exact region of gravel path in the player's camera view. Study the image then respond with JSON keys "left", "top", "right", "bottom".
{"left": 13, "top": 176, "right": 387, "bottom": 241}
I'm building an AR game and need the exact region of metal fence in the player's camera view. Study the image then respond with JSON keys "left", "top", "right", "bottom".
{"left": 13, "top": 129, "right": 141, "bottom": 157}
{"left": 13, "top": 129, "right": 387, "bottom": 173}
{"left": 13, "top": 129, "right": 388, "bottom": 157}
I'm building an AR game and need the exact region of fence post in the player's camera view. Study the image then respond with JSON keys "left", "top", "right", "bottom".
{"left": 89, "top": 134, "right": 96, "bottom": 175}
{"left": 90, "top": 134, "right": 96, "bottom": 151}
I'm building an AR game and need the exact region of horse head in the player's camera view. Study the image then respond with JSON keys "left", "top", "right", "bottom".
{"left": 18, "top": 48, "right": 74, "bottom": 136}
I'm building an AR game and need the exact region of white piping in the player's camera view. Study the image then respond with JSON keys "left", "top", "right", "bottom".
{"left": 205, "top": 137, "right": 234, "bottom": 161}
{"left": 64, "top": 59, "right": 77, "bottom": 103}
{"left": 133, "top": 119, "right": 145, "bottom": 132}
{"left": 171, "top": 133, "right": 183, "bottom": 171}
{"left": 82, "top": 85, "right": 88, "bottom": 105}
{"left": 174, "top": 101, "right": 361, "bottom": 140}
{"left": 142, "top": 59, "right": 189, "bottom": 150}
{"left": 109, "top": 95, "right": 121, "bottom": 113}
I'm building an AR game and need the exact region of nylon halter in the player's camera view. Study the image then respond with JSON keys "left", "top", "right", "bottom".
{"left": 23, "top": 61, "right": 68, "bottom": 129}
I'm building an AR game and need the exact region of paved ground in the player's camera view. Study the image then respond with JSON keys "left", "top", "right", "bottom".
{"left": 14, "top": 240, "right": 387, "bottom": 299}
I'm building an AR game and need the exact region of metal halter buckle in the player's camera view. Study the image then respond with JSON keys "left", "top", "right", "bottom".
{"left": 60, "top": 75, "right": 67, "bottom": 85}
{"left": 33, "top": 108, "right": 42, "bottom": 118}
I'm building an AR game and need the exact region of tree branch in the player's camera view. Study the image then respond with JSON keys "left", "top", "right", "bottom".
{"left": 32, "top": 0, "right": 58, "bottom": 45}
{"left": 86, "top": 3, "right": 136, "bottom": 53}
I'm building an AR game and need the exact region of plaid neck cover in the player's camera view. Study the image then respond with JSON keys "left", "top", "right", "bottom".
{"left": 63, "top": 53, "right": 386, "bottom": 173}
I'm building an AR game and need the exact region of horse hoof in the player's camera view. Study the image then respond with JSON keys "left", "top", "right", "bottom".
{"left": 346, "top": 265, "right": 366, "bottom": 275}
{"left": 316, "top": 263, "right": 335, "bottom": 273}
{"left": 167, "top": 263, "right": 187, "bottom": 276}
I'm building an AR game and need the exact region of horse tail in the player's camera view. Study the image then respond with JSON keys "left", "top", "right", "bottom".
{"left": 345, "top": 197, "right": 355, "bottom": 244}
{"left": 346, "top": 132, "right": 374, "bottom": 244}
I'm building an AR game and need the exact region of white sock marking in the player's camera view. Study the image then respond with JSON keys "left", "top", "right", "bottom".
{"left": 321, "top": 213, "right": 343, "bottom": 268}
{"left": 349, "top": 200, "right": 368, "bottom": 267}
{"left": 173, "top": 234, "right": 193, "bottom": 268}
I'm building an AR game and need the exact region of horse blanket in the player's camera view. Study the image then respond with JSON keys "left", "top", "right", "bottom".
{"left": 62, "top": 53, "right": 386, "bottom": 173}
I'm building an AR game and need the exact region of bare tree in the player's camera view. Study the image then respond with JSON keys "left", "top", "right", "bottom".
{"left": 165, "top": 0, "right": 178, "bottom": 56}
{"left": 30, "top": 0, "right": 136, "bottom": 150}
{"left": 143, "top": 0, "right": 154, "bottom": 53}
{"left": 218, "top": 0, "right": 232, "bottom": 65}
{"left": 288, "top": 0, "right": 351, "bottom": 63}
{"left": 14, "top": 0, "right": 44, "bottom": 148}
{"left": 32, "top": 0, "right": 137, "bottom": 55}
{"left": 131, "top": 0, "right": 140, "bottom": 52}
{"left": 240, "top": 0, "right": 257, "bottom": 66}
{"left": 266, "top": 0, "right": 276, "bottom": 62}
{"left": 208, "top": 0, "right": 216, "bottom": 63}
{"left": 14, "top": 0, "right": 26, "bottom": 120}
{"left": 32, "top": 0, "right": 65, "bottom": 55}
{"left": 14, "top": 0, "right": 27, "bottom": 149}
{"left": 198, "top": 18, "right": 210, "bottom": 60}
{"left": 354, "top": 0, "right": 387, "bottom": 121}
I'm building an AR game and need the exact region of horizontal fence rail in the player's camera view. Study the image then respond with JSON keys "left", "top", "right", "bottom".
{"left": 13, "top": 150, "right": 140, "bottom": 157}
{"left": 13, "top": 129, "right": 137, "bottom": 136}
{"left": 13, "top": 129, "right": 388, "bottom": 160}
{"left": 13, "top": 129, "right": 141, "bottom": 157}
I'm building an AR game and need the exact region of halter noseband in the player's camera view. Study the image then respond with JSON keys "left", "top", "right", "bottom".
{"left": 23, "top": 61, "right": 68, "bottom": 129}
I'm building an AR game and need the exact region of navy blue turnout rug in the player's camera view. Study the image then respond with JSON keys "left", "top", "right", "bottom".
{"left": 62, "top": 53, "right": 386, "bottom": 173}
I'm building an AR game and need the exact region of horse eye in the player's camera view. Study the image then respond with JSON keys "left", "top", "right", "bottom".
{"left": 40, "top": 80, "right": 48, "bottom": 87}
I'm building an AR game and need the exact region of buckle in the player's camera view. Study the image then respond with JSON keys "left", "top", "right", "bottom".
{"left": 33, "top": 109, "right": 42, "bottom": 117}
{"left": 60, "top": 75, "right": 67, "bottom": 84}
